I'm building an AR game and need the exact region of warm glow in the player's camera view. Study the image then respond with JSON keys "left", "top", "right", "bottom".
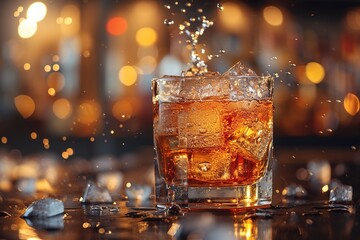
{"left": 53, "top": 98, "right": 72, "bottom": 119}
{"left": 263, "top": 6, "right": 283, "bottom": 26}
{"left": 52, "top": 64, "right": 60, "bottom": 71}
{"left": 14, "top": 95, "right": 35, "bottom": 118}
{"left": 76, "top": 101, "right": 101, "bottom": 124}
{"left": 47, "top": 72, "right": 65, "bottom": 91}
{"left": 60, "top": 5, "right": 80, "bottom": 35}
{"left": 48, "top": 88, "right": 56, "bottom": 96}
{"left": 44, "top": 65, "right": 51, "bottom": 72}
{"left": 219, "top": 2, "right": 246, "bottom": 33}
{"left": 66, "top": 147, "right": 74, "bottom": 155}
{"left": 346, "top": 8, "right": 360, "bottom": 31}
{"left": 139, "top": 56, "right": 157, "bottom": 74}
{"left": 106, "top": 17, "right": 127, "bottom": 35}
{"left": 24, "top": 63, "right": 31, "bottom": 70}
{"left": 1, "top": 137, "right": 7, "bottom": 144}
{"left": 322, "top": 185, "right": 329, "bottom": 193}
{"left": 344, "top": 93, "right": 360, "bottom": 116}
{"left": 112, "top": 100, "right": 133, "bottom": 121}
{"left": 119, "top": 65, "right": 137, "bottom": 86}
{"left": 30, "top": 132, "right": 37, "bottom": 140}
{"left": 27, "top": 2, "right": 47, "bottom": 22}
{"left": 305, "top": 62, "right": 325, "bottom": 84}
{"left": 18, "top": 19, "right": 37, "bottom": 39}
{"left": 136, "top": 27, "right": 157, "bottom": 47}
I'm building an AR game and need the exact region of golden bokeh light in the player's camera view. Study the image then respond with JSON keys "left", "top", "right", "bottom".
{"left": 76, "top": 101, "right": 101, "bottom": 124}
{"left": 23, "top": 63, "right": 31, "bottom": 70}
{"left": 14, "top": 95, "right": 35, "bottom": 118}
{"left": 48, "top": 88, "right": 56, "bottom": 96}
{"left": 30, "top": 132, "right": 37, "bottom": 140}
{"left": 27, "top": 2, "right": 47, "bottom": 22}
{"left": 53, "top": 98, "right": 72, "bottom": 119}
{"left": 52, "top": 64, "right": 60, "bottom": 71}
{"left": 18, "top": 19, "right": 37, "bottom": 39}
{"left": 119, "top": 65, "right": 137, "bottom": 86}
{"left": 112, "top": 99, "right": 133, "bottom": 121}
{"left": 66, "top": 147, "right": 74, "bottom": 155}
{"left": 136, "top": 27, "right": 157, "bottom": 47}
{"left": 263, "top": 6, "right": 283, "bottom": 26}
{"left": 44, "top": 65, "right": 51, "bottom": 72}
{"left": 1, "top": 137, "right": 7, "bottom": 144}
{"left": 343, "top": 93, "right": 360, "bottom": 116}
{"left": 218, "top": 2, "right": 246, "bottom": 33}
{"left": 305, "top": 62, "right": 325, "bottom": 84}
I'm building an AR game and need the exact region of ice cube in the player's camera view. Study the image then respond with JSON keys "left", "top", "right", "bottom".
{"left": 223, "top": 61, "right": 257, "bottom": 76}
{"left": 329, "top": 183, "right": 353, "bottom": 203}
{"left": 125, "top": 183, "right": 152, "bottom": 201}
{"left": 22, "top": 198, "right": 64, "bottom": 218}
{"left": 24, "top": 215, "right": 64, "bottom": 230}
{"left": 307, "top": 160, "right": 331, "bottom": 187}
{"left": 81, "top": 181, "right": 112, "bottom": 203}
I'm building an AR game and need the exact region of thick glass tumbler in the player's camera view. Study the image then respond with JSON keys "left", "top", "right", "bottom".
{"left": 152, "top": 74, "right": 274, "bottom": 209}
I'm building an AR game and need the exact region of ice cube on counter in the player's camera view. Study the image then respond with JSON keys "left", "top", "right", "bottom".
{"left": 24, "top": 215, "right": 64, "bottom": 230}
{"left": 329, "top": 182, "right": 353, "bottom": 203}
{"left": 22, "top": 198, "right": 64, "bottom": 218}
{"left": 81, "top": 181, "right": 113, "bottom": 203}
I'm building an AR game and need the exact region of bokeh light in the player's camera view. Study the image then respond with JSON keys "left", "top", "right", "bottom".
{"left": 346, "top": 8, "right": 360, "bottom": 31}
{"left": 263, "top": 6, "right": 283, "bottom": 26}
{"left": 53, "top": 98, "right": 72, "bottom": 119}
{"left": 18, "top": 19, "right": 37, "bottom": 39}
{"left": 119, "top": 65, "right": 137, "bottom": 86}
{"left": 106, "top": 17, "right": 127, "bottom": 35}
{"left": 218, "top": 2, "right": 246, "bottom": 33}
{"left": 305, "top": 62, "right": 325, "bottom": 84}
{"left": 76, "top": 101, "right": 101, "bottom": 124}
{"left": 27, "top": 2, "right": 47, "bottom": 22}
{"left": 14, "top": 95, "right": 35, "bottom": 119}
{"left": 343, "top": 93, "right": 360, "bottom": 116}
{"left": 23, "top": 63, "right": 31, "bottom": 70}
{"left": 112, "top": 99, "right": 133, "bottom": 121}
{"left": 138, "top": 56, "right": 157, "bottom": 74}
{"left": 136, "top": 27, "right": 157, "bottom": 47}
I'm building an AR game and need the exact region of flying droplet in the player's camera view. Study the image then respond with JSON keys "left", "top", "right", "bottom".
{"left": 217, "top": 3, "right": 224, "bottom": 11}
{"left": 164, "top": 19, "right": 174, "bottom": 26}
{"left": 164, "top": 5, "right": 171, "bottom": 9}
{"left": 219, "top": 49, "right": 225, "bottom": 53}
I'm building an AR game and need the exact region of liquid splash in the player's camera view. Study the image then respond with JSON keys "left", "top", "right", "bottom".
{"left": 163, "top": 2, "right": 223, "bottom": 76}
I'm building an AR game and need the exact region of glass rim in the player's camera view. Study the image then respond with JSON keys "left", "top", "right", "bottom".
{"left": 152, "top": 74, "right": 273, "bottom": 81}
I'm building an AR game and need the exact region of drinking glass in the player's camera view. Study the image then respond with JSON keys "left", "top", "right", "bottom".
{"left": 152, "top": 74, "right": 274, "bottom": 209}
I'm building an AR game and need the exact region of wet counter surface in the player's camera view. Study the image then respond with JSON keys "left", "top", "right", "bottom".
{"left": 1, "top": 147, "right": 360, "bottom": 240}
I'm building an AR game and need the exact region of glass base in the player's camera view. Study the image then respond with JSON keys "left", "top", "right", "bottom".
{"left": 156, "top": 170, "right": 273, "bottom": 210}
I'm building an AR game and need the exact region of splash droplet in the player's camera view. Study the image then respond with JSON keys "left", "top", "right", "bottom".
{"left": 164, "top": 19, "right": 174, "bottom": 26}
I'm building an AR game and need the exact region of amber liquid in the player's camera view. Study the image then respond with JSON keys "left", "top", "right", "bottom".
{"left": 154, "top": 99, "right": 273, "bottom": 187}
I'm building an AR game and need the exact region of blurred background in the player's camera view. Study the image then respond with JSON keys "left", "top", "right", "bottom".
{"left": 0, "top": 0, "right": 359, "bottom": 161}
